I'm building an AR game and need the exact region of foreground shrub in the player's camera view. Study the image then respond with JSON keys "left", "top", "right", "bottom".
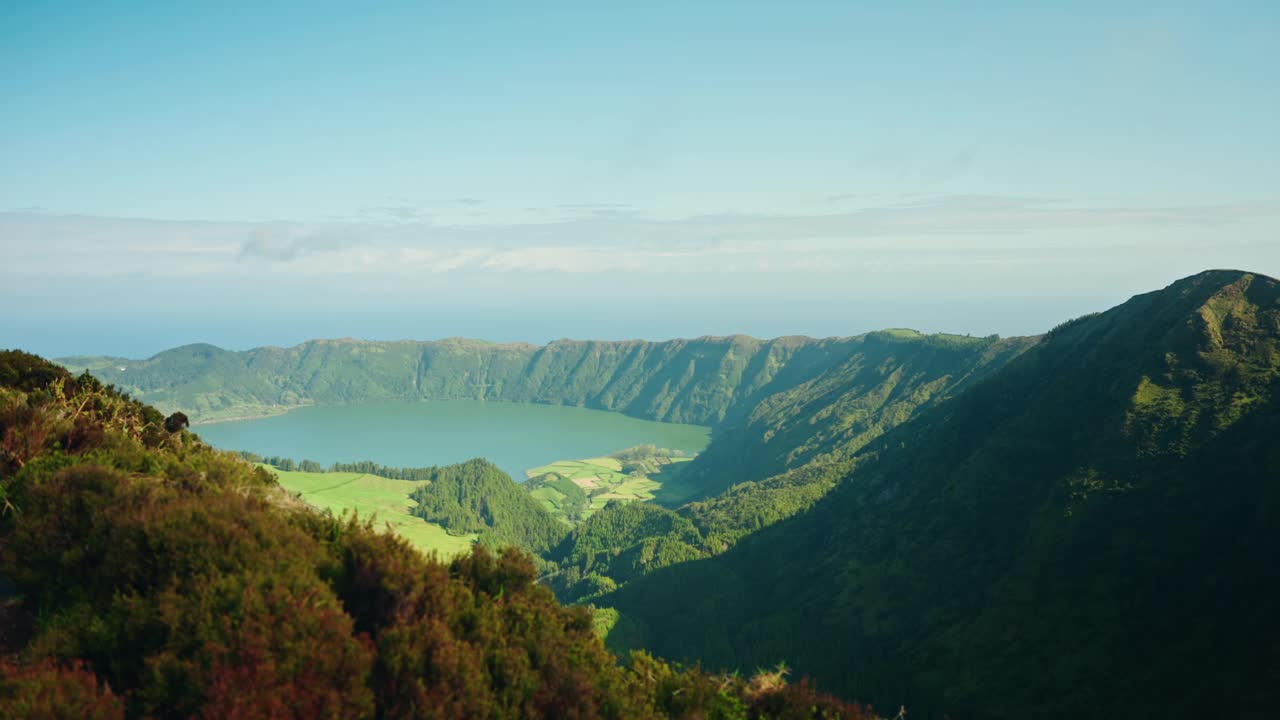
{"left": 0, "top": 661, "right": 124, "bottom": 720}
{"left": 0, "top": 352, "right": 868, "bottom": 719}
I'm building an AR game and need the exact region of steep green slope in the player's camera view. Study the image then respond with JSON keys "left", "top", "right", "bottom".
{"left": 544, "top": 334, "right": 1035, "bottom": 601}
{"left": 67, "top": 335, "right": 865, "bottom": 425}
{"left": 682, "top": 331, "right": 1038, "bottom": 496}
{"left": 546, "top": 502, "right": 708, "bottom": 602}
{"left": 0, "top": 351, "right": 870, "bottom": 719}
{"left": 545, "top": 460, "right": 856, "bottom": 603}
{"left": 606, "top": 270, "right": 1280, "bottom": 719}
{"left": 64, "top": 331, "right": 1032, "bottom": 438}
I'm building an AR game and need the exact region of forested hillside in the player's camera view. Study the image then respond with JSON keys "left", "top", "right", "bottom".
{"left": 604, "top": 270, "right": 1280, "bottom": 719}
{"left": 540, "top": 333, "right": 1035, "bottom": 602}
{"left": 62, "top": 330, "right": 1039, "bottom": 605}
{"left": 15, "top": 270, "right": 1279, "bottom": 717}
{"left": 64, "top": 333, "right": 1032, "bottom": 441}
{"left": 408, "top": 458, "right": 569, "bottom": 554}
{"left": 682, "top": 330, "right": 1037, "bottom": 496}
{"left": 137, "top": 330, "right": 1036, "bottom": 604}
{"left": 0, "top": 351, "right": 871, "bottom": 719}
{"left": 64, "top": 336, "right": 862, "bottom": 425}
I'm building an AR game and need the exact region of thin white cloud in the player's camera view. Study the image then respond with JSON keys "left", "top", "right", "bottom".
{"left": 238, "top": 225, "right": 353, "bottom": 261}
{"left": 2, "top": 196, "right": 1276, "bottom": 278}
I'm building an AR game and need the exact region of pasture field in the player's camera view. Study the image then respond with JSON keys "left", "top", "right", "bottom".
{"left": 524, "top": 453, "right": 695, "bottom": 523}
{"left": 262, "top": 465, "right": 477, "bottom": 557}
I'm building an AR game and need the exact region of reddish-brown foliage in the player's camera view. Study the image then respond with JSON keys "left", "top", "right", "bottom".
{"left": 0, "top": 660, "right": 124, "bottom": 720}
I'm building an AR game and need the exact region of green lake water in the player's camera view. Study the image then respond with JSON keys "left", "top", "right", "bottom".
{"left": 196, "top": 400, "right": 711, "bottom": 481}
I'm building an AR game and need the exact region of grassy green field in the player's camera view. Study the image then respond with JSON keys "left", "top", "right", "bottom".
{"left": 524, "top": 453, "right": 696, "bottom": 523}
{"left": 262, "top": 465, "right": 477, "bottom": 557}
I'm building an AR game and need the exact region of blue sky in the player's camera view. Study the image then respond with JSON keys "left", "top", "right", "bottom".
{"left": 3, "top": 1, "right": 1278, "bottom": 357}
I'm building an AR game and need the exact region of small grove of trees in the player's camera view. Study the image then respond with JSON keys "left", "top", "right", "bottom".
{"left": 237, "top": 452, "right": 450, "bottom": 481}
{"left": 237, "top": 452, "right": 318, "bottom": 472}
{"left": 611, "top": 444, "right": 687, "bottom": 463}
{"left": 408, "top": 459, "right": 570, "bottom": 554}
{"left": 612, "top": 445, "right": 688, "bottom": 478}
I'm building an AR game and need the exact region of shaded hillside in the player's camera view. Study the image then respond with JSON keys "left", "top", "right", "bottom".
{"left": 546, "top": 460, "right": 856, "bottom": 603}
{"left": 0, "top": 350, "right": 871, "bottom": 719}
{"left": 683, "top": 330, "right": 1037, "bottom": 496}
{"left": 544, "top": 334, "right": 1035, "bottom": 601}
{"left": 606, "top": 270, "right": 1280, "bottom": 719}
{"left": 545, "top": 503, "right": 708, "bottom": 602}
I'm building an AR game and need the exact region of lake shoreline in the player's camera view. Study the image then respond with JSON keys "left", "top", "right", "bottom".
{"left": 190, "top": 397, "right": 668, "bottom": 426}
{"left": 196, "top": 399, "right": 711, "bottom": 484}
{"left": 192, "top": 404, "right": 310, "bottom": 426}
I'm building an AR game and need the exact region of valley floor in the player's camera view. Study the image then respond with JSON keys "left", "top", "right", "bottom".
{"left": 262, "top": 465, "right": 478, "bottom": 556}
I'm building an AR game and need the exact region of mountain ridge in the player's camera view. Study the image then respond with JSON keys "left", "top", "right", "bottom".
{"left": 68, "top": 332, "right": 865, "bottom": 364}
{"left": 603, "top": 268, "right": 1280, "bottom": 718}
{"left": 59, "top": 331, "right": 1028, "bottom": 431}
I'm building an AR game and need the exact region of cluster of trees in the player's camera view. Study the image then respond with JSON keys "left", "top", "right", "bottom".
{"left": 238, "top": 452, "right": 325, "bottom": 473}
{"left": 608, "top": 444, "right": 686, "bottom": 477}
{"left": 0, "top": 350, "right": 873, "bottom": 718}
{"left": 239, "top": 452, "right": 441, "bottom": 481}
{"left": 523, "top": 471, "right": 592, "bottom": 523}
{"left": 544, "top": 460, "right": 854, "bottom": 603}
{"left": 612, "top": 444, "right": 686, "bottom": 462}
{"left": 407, "top": 459, "right": 570, "bottom": 555}
{"left": 547, "top": 504, "right": 704, "bottom": 602}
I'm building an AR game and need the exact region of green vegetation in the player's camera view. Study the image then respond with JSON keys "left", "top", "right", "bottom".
{"left": 63, "top": 332, "right": 1038, "bottom": 610}
{"left": 602, "top": 270, "right": 1280, "bottom": 719}
{"left": 542, "top": 458, "right": 855, "bottom": 603}
{"left": 408, "top": 458, "right": 570, "bottom": 555}
{"left": 684, "top": 460, "right": 854, "bottom": 549}
{"left": 28, "top": 269, "right": 1280, "bottom": 717}
{"left": 262, "top": 466, "right": 477, "bottom": 557}
{"left": 60, "top": 333, "right": 1025, "bottom": 437}
{"left": 525, "top": 333, "right": 1036, "bottom": 600}
{"left": 242, "top": 454, "right": 563, "bottom": 557}
{"left": 525, "top": 445, "right": 695, "bottom": 524}
{"left": 238, "top": 452, "right": 486, "bottom": 482}
{"left": 683, "top": 330, "right": 1038, "bottom": 498}
{"left": 248, "top": 442, "right": 741, "bottom": 605}
{"left": 0, "top": 350, "right": 871, "bottom": 719}
{"left": 525, "top": 467, "right": 593, "bottom": 521}
{"left": 547, "top": 503, "right": 707, "bottom": 603}
{"left": 48, "top": 355, "right": 132, "bottom": 375}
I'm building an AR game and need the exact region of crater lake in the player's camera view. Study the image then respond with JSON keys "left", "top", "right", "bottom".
{"left": 195, "top": 400, "right": 711, "bottom": 480}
